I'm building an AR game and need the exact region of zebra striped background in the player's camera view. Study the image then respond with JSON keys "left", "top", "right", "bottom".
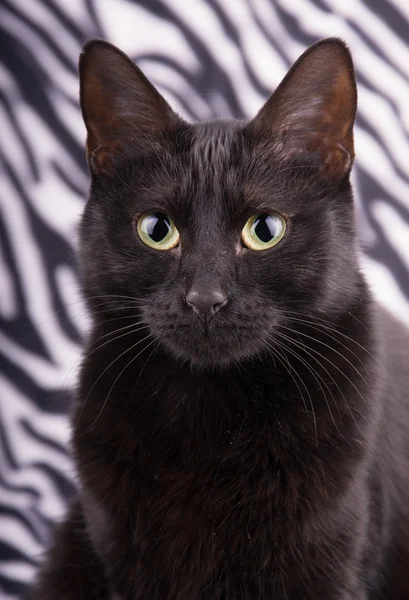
{"left": 0, "top": 0, "right": 408, "bottom": 597}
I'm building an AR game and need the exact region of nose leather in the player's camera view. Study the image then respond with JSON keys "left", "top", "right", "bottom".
{"left": 186, "top": 288, "right": 228, "bottom": 320}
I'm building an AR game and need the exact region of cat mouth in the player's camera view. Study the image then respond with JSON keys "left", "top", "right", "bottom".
{"left": 159, "top": 323, "right": 262, "bottom": 367}
{"left": 145, "top": 303, "right": 271, "bottom": 367}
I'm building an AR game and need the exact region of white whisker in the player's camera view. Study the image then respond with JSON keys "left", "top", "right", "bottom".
{"left": 85, "top": 337, "right": 159, "bottom": 433}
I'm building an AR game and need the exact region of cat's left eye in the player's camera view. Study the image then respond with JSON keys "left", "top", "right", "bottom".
{"left": 137, "top": 213, "right": 180, "bottom": 250}
{"left": 241, "top": 213, "right": 286, "bottom": 250}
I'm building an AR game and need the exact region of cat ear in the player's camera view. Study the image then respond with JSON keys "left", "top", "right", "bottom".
{"left": 248, "top": 38, "right": 357, "bottom": 179}
{"left": 79, "top": 40, "right": 180, "bottom": 174}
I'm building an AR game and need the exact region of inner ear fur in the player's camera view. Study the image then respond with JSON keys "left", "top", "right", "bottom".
{"left": 247, "top": 38, "right": 357, "bottom": 179}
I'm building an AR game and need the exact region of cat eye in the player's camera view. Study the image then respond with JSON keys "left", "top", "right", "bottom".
{"left": 137, "top": 212, "right": 180, "bottom": 250}
{"left": 241, "top": 213, "right": 286, "bottom": 250}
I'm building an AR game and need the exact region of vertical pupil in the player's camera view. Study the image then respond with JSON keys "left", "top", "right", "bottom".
{"left": 254, "top": 215, "right": 276, "bottom": 242}
{"left": 147, "top": 213, "right": 170, "bottom": 242}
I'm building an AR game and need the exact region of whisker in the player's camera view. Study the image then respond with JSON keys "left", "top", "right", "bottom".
{"left": 270, "top": 332, "right": 348, "bottom": 445}
{"left": 283, "top": 318, "right": 369, "bottom": 370}
{"left": 263, "top": 342, "right": 318, "bottom": 446}
{"left": 273, "top": 329, "right": 372, "bottom": 445}
{"left": 76, "top": 331, "right": 154, "bottom": 431}
{"left": 36, "top": 297, "right": 146, "bottom": 331}
{"left": 275, "top": 330, "right": 344, "bottom": 421}
{"left": 84, "top": 336, "right": 158, "bottom": 434}
{"left": 62, "top": 323, "right": 150, "bottom": 392}
{"left": 282, "top": 311, "right": 375, "bottom": 359}
{"left": 277, "top": 324, "right": 371, "bottom": 390}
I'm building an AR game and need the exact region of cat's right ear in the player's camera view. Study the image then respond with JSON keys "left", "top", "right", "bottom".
{"left": 79, "top": 40, "right": 181, "bottom": 175}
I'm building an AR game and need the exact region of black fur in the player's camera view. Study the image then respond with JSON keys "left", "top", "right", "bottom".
{"left": 28, "top": 38, "right": 409, "bottom": 599}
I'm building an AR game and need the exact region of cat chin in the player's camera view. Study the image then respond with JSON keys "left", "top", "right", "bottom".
{"left": 145, "top": 313, "right": 276, "bottom": 369}
{"left": 159, "top": 336, "right": 263, "bottom": 369}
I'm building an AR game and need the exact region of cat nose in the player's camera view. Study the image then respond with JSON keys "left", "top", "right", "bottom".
{"left": 186, "top": 288, "right": 228, "bottom": 320}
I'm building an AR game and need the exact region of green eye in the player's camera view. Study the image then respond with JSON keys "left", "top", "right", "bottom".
{"left": 241, "top": 213, "right": 286, "bottom": 250}
{"left": 137, "top": 212, "right": 180, "bottom": 250}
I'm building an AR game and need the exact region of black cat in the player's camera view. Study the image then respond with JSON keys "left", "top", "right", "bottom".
{"left": 29, "top": 38, "right": 409, "bottom": 599}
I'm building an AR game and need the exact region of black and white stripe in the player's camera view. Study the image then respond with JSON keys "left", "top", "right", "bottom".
{"left": 0, "top": 0, "right": 408, "bottom": 597}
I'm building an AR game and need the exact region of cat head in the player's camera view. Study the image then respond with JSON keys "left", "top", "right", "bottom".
{"left": 78, "top": 38, "right": 359, "bottom": 367}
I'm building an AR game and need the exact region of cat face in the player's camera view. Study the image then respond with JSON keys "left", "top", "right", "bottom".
{"left": 79, "top": 39, "right": 359, "bottom": 367}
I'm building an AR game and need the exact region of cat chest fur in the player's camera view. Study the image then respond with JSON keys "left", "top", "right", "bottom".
{"left": 74, "top": 357, "right": 372, "bottom": 599}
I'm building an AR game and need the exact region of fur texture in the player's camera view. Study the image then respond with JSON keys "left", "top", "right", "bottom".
{"left": 28, "top": 38, "right": 409, "bottom": 599}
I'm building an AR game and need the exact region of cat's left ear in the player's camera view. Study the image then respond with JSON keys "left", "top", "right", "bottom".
{"left": 79, "top": 40, "right": 181, "bottom": 175}
{"left": 247, "top": 38, "right": 357, "bottom": 180}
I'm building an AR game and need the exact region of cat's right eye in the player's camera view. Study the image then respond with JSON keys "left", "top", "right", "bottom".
{"left": 137, "top": 213, "right": 180, "bottom": 250}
